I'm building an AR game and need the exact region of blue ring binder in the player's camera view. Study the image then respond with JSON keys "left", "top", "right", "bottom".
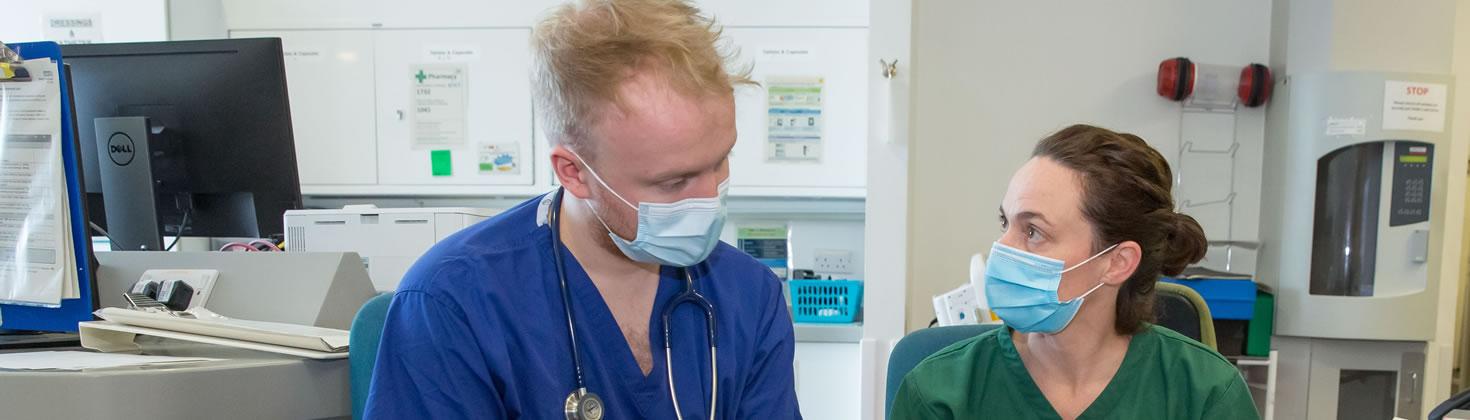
{"left": 0, "top": 41, "right": 99, "bottom": 333}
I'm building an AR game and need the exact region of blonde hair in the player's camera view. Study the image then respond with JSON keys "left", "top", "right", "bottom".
{"left": 531, "top": 0, "right": 753, "bottom": 151}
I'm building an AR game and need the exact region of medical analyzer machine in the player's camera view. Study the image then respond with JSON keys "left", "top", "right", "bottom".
{"left": 1259, "top": 71, "right": 1452, "bottom": 419}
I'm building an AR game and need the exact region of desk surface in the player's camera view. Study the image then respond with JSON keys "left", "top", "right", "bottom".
{"left": 0, "top": 337, "right": 349, "bottom": 420}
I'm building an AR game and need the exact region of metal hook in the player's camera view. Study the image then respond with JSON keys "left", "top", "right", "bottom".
{"left": 879, "top": 59, "right": 898, "bottom": 79}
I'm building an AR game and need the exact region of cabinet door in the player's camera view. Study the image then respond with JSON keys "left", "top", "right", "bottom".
{"left": 794, "top": 342, "right": 862, "bottom": 420}
{"left": 724, "top": 28, "right": 869, "bottom": 191}
{"left": 233, "top": 29, "right": 379, "bottom": 186}
{"left": 373, "top": 29, "right": 535, "bottom": 186}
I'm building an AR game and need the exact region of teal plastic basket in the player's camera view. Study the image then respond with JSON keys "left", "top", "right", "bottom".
{"left": 788, "top": 280, "right": 863, "bottom": 323}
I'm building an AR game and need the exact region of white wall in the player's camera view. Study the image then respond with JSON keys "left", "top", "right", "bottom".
{"left": 0, "top": 0, "right": 167, "bottom": 44}
{"left": 168, "top": 0, "right": 227, "bottom": 40}
{"left": 906, "top": 0, "right": 1272, "bottom": 331}
{"left": 1457, "top": 0, "right": 1470, "bottom": 394}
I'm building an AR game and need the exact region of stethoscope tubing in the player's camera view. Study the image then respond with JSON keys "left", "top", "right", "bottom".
{"left": 549, "top": 188, "right": 719, "bottom": 419}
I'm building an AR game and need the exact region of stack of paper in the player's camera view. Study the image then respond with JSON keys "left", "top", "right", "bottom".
{"left": 0, "top": 57, "right": 79, "bottom": 308}
{"left": 0, "top": 351, "right": 218, "bottom": 371}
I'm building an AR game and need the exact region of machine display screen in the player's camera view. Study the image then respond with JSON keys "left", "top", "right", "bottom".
{"left": 1399, "top": 155, "right": 1427, "bottom": 164}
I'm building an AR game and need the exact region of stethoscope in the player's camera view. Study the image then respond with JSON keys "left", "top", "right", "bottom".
{"left": 549, "top": 188, "right": 719, "bottom": 420}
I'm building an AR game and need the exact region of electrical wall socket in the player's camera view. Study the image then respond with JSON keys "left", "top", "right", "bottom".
{"left": 812, "top": 249, "right": 853, "bottom": 274}
{"left": 138, "top": 269, "right": 219, "bottom": 310}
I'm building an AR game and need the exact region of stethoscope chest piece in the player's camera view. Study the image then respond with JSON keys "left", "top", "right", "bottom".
{"left": 565, "top": 388, "right": 604, "bottom": 420}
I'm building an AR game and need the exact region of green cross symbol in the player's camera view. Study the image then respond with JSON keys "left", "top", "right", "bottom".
{"left": 415, "top": 70, "right": 427, "bottom": 83}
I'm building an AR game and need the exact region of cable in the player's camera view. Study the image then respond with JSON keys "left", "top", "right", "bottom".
{"left": 89, "top": 221, "right": 118, "bottom": 246}
{"left": 248, "top": 239, "right": 282, "bottom": 252}
{"left": 218, "top": 242, "right": 256, "bottom": 252}
{"left": 164, "top": 209, "right": 191, "bottom": 251}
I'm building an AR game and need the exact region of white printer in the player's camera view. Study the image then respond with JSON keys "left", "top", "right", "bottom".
{"left": 284, "top": 206, "right": 496, "bottom": 291}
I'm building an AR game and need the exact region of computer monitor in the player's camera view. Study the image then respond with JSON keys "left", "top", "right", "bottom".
{"left": 62, "top": 39, "right": 302, "bottom": 250}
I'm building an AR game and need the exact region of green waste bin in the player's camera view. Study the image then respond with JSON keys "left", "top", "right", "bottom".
{"left": 1245, "top": 290, "right": 1274, "bottom": 357}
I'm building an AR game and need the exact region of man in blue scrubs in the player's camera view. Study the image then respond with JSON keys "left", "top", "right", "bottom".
{"left": 364, "top": 0, "right": 801, "bottom": 418}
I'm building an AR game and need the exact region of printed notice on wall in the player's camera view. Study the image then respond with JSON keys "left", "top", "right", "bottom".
{"left": 1383, "top": 80, "right": 1448, "bottom": 133}
{"left": 410, "top": 64, "right": 468, "bottom": 149}
{"left": 43, "top": 14, "right": 103, "bottom": 45}
{"left": 766, "top": 77, "right": 824, "bottom": 163}
{"left": 738, "top": 225, "right": 789, "bottom": 279}
{"left": 478, "top": 143, "right": 520, "bottom": 175}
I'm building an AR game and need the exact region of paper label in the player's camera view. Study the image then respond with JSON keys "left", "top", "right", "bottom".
{"left": 410, "top": 64, "right": 468, "bottom": 149}
{"left": 43, "top": 14, "right": 103, "bottom": 45}
{"left": 1325, "top": 116, "right": 1367, "bottom": 137}
{"left": 282, "top": 48, "right": 326, "bottom": 63}
{"left": 423, "top": 45, "right": 482, "bottom": 63}
{"left": 1383, "top": 80, "right": 1447, "bottom": 132}
{"left": 758, "top": 46, "right": 817, "bottom": 63}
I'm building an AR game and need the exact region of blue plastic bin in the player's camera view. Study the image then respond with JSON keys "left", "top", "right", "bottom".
{"left": 788, "top": 280, "right": 863, "bottom": 323}
{"left": 1161, "top": 278, "right": 1258, "bottom": 320}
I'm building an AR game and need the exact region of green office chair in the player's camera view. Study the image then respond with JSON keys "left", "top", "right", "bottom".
{"left": 885, "top": 281, "right": 1219, "bottom": 417}
{"left": 1155, "top": 281, "right": 1218, "bottom": 350}
{"left": 350, "top": 292, "right": 394, "bottom": 420}
{"left": 885, "top": 323, "right": 1001, "bottom": 417}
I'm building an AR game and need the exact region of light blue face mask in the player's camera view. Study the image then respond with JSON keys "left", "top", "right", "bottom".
{"left": 572, "top": 151, "right": 728, "bottom": 267}
{"left": 984, "top": 241, "right": 1118, "bottom": 334}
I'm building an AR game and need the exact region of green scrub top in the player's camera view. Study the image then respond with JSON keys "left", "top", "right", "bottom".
{"left": 890, "top": 324, "right": 1258, "bottom": 420}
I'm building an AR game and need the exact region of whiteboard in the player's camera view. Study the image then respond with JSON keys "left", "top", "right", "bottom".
{"left": 223, "top": 0, "right": 869, "bottom": 30}
{"left": 219, "top": 0, "right": 871, "bottom": 197}
{"left": 233, "top": 29, "right": 380, "bottom": 186}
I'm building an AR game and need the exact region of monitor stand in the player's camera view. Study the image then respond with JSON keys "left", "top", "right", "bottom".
{"left": 93, "top": 116, "right": 163, "bottom": 251}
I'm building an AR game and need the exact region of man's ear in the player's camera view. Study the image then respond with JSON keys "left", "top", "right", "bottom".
{"left": 1102, "top": 241, "right": 1142, "bottom": 286}
{"left": 551, "top": 145, "right": 593, "bottom": 199}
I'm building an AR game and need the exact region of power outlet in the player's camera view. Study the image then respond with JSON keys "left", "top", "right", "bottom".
{"left": 812, "top": 249, "right": 853, "bottom": 274}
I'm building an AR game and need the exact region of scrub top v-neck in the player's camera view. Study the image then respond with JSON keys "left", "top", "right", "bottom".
{"left": 364, "top": 193, "right": 802, "bottom": 419}
{"left": 890, "top": 325, "right": 1258, "bottom": 419}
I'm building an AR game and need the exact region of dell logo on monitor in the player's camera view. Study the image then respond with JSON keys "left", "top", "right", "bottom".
{"left": 107, "top": 132, "right": 136, "bottom": 166}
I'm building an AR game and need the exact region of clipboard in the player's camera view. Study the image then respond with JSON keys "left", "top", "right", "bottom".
{"left": 0, "top": 41, "right": 100, "bottom": 333}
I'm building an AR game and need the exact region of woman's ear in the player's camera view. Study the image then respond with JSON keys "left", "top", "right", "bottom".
{"left": 1103, "top": 241, "right": 1143, "bottom": 286}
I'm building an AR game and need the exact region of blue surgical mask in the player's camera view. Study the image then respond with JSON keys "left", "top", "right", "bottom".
{"left": 571, "top": 151, "right": 728, "bottom": 267}
{"left": 984, "top": 241, "right": 1119, "bottom": 334}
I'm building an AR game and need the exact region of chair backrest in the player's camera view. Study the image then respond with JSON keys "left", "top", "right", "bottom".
{"left": 885, "top": 324, "right": 1000, "bottom": 417}
{"left": 1430, "top": 387, "right": 1470, "bottom": 420}
{"left": 350, "top": 292, "right": 394, "bottom": 420}
{"left": 1154, "top": 281, "right": 1217, "bottom": 350}
{"left": 884, "top": 283, "right": 1219, "bottom": 417}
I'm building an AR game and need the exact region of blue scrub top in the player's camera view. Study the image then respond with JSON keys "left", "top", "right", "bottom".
{"left": 364, "top": 193, "right": 802, "bottom": 419}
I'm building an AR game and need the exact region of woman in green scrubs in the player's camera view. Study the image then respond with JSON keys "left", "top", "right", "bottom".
{"left": 891, "top": 124, "right": 1258, "bottom": 420}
